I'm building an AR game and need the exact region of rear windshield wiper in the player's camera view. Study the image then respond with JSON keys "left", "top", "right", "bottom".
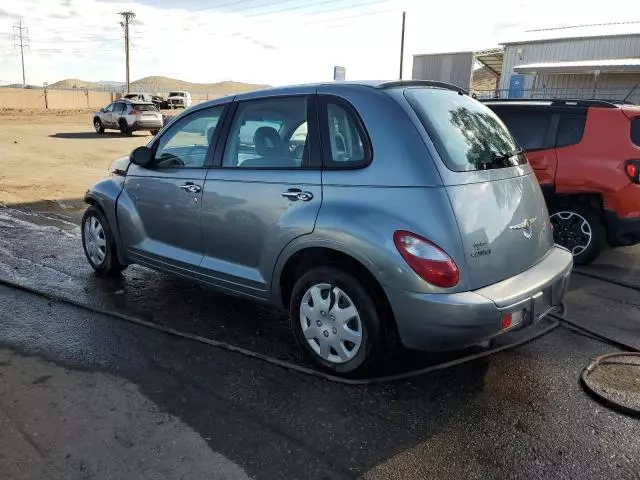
{"left": 492, "top": 148, "right": 524, "bottom": 162}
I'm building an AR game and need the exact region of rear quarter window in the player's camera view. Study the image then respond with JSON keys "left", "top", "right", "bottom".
{"left": 491, "top": 109, "right": 554, "bottom": 151}
{"left": 556, "top": 113, "right": 586, "bottom": 148}
{"left": 404, "top": 89, "right": 525, "bottom": 172}
{"left": 632, "top": 118, "right": 640, "bottom": 147}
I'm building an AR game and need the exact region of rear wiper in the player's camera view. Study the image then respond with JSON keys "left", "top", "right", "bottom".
{"left": 492, "top": 148, "right": 524, "bottom": 162}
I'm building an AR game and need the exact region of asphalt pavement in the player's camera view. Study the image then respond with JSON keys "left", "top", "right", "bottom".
{"left": 0, "top": 202, "right": 639, "bottom": 479}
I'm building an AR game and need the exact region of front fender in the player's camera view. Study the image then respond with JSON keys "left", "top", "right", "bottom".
{"left": 84, "top": 175, "right": 127, "bottom": 264}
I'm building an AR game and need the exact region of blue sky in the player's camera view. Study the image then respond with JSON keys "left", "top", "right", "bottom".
{"left": 0, "top": 0, "right": 638, "bottom": 86}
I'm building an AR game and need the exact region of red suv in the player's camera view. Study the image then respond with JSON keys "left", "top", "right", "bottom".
{"left": 484, "top": 99, "right": 640, "bottom": 264}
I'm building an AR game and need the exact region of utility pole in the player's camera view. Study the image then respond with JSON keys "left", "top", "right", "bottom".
{"left": 118, "top": 11, "right": 135, "bottom": 93}
{"left": 13, "top": 19, "right": 29, "bottom": 85}
{"left": 399, "top": 11, "right": 406, "bottom": 80}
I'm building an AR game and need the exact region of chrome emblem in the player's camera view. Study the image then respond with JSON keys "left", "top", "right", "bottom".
{"left": 509, "top": 217, "right": 537, "bottom": 239}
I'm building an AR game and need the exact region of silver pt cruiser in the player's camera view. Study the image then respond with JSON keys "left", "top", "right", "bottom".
{"left": 82, "top": 80, "right": 573, "bottom": 374}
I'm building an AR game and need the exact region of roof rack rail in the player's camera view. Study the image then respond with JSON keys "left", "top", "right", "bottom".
{"left": 376, "top": 80, "right": 468, "bottom": 95}
{"left": 480, "top": 98, "right": 618, "bottom": 108}
{"left": 549, "top": 99, "right": 618, "bottom": 108}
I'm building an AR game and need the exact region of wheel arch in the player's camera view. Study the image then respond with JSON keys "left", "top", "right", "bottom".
{"left": 273, "top": 243, "right": 399, "bottom": 342}
{"left": 550, "top": 192, "right": 604, "bottom": 213}
{"left": 84, "top": 178, "right": 127, "bottom": 265}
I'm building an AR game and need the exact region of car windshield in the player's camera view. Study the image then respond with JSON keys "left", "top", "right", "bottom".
{"left": 404, "top": 88, "right": 526, "bottom": 172}
{"left": 169, "top": 92, "right": 183, "bottom": 97}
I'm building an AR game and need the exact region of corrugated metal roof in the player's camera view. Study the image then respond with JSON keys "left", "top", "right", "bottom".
{"left": 502, "top": 21, "right": 640, "bottom": 45}
{"left": 513, "top": 58, "right": 640, "bottom": 74}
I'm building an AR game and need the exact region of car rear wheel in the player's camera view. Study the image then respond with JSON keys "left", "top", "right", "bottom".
{"left": 94, "top": 118, "right": 104, "bottom": 134}
{"left": 550, "top": 202, "right": 605, "bottom": 265}
{"left": 119, "top": 119, "right": 132, "bottom": 136}
{"left": 289, "top": 266, "right": 386, "bottom": 375}
{"left": 81, "top": 206, "right": 127, "bottom": 275}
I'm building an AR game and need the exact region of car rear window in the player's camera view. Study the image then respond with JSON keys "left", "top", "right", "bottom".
{"left": 632, "top": 118, "right": 640, "bottom": 147}
{"left": 136, "top": 104, "right": 158, "bottom": 112}
{"left": 404, "top": 88, "right": 525, "bottom": 172}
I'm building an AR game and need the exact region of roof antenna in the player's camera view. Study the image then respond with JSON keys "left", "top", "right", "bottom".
{"left": 622, "top": 83, "right": 639, "bottom": 104}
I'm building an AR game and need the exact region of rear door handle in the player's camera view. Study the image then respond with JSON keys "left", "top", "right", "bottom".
{"left": 180, "top": 183, "right": 201, "bottom": 194}
{"left": 281, "top": 188, "right": 313, "bottom": 201}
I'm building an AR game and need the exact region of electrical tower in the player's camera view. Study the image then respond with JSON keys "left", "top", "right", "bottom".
{"left": 13, "top": 19, "right": 29, "bottom": 86}
{"left": 118, "top": 11, "right": 135, "bottom": 93}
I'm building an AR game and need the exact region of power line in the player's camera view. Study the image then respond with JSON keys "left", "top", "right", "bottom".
{"left": 13, "top": 19, "right": 29, "bottom": 85}
{"left": 118, "top": 11, "right": 135, "bottom": 93}
{"left": 243, "top": 0, "right": 389, "bottom": 18}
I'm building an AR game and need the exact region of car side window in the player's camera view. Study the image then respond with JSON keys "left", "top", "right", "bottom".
{"left": 632, "top": 119, "right": 640, "bottom": 147}
{"left": 323, "top": 100, "right": 369, "bottom": 167}
{"left": 114, "top": 103, "right": 126, "bottom": 114}
{"left": 153, "top": 106, "right": 224, "bottom": 169}
{"left": 222, "top": 97, "right": 308, "bottom": 168}
{"left": 496, "top": 110, "right": 553, "bottom": 151}
{"left": 103, "top": 103, "right": 115, "bottom": 113}
{"left": 556, "top": 113, "right": 587, "bottom": 148}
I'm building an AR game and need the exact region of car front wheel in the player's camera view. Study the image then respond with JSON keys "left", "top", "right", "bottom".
{"left": 94, "top": 119, "right": 104, "bottom": 134}
{"left": 289, "top": 266, "right": 386, "bottom": 375}
{"left": 550, "top": 202, "right": 605, "bottom": 265}
{"left": 81, "top": 206, "right": 127, "bottom": 275}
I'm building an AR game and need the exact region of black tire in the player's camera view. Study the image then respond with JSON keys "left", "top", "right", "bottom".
{"left": 289, "top": 266, "right": 386, "bottom": 375}
{"left": 550, "top": 202, "right": 606, "bottom": 265}
{"left": 81, "top": 206, "right": 127, "bottom": 275}
{"left": 93, "top": 118, "right": 104, "bottom": 134}
{"left": 119, "top": 119, "right": 132, "bottom": 136}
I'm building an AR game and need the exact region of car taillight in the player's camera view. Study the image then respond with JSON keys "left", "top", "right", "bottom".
{"left": 625, "top": 160, "right": 640, "bottom": 183}
{"left": 393, "top": 230, "right": 459, "bottom": 288}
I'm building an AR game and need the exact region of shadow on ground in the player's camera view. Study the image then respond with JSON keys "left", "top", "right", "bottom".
{"left": 49, "top": 132, "right": 151, "bottom": 139}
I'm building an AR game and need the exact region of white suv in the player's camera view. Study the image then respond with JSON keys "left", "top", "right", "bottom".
{"left": 93, "top": 100, "right": 163, "bottom": 135}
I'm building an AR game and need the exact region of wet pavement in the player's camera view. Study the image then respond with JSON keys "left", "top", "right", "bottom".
{"left": 1, "top": 202, "right": 640, "bottom": 479}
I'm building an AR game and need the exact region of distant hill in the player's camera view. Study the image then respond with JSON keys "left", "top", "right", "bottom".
{"left": 471, "top": 66, "right": 498, "bottom": 93}
{"left": 129, "top": 76, "right": 269, "bottom": 95}
{"left": 46, "top": 76, "right": 268, "bottom": 95}
{"left": 48, "top": 78, "right": 106, "bottom": 90}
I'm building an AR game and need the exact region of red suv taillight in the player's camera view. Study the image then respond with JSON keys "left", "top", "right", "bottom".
{"left": 625, "top": 160, "right": 640, "bottom": 184}
{"left": 393, "top": 230, "right": 459, "bottom": 288}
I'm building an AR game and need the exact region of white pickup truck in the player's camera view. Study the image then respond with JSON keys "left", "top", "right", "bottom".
{"left": 167, "top": 91, "right": 192, "bottom": 109}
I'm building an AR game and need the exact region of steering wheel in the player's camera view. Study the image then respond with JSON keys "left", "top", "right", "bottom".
{"left": 289, "top": 142, "right": 305, "bottom": 159}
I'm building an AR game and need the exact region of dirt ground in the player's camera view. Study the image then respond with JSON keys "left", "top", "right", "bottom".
{"left": 1, "top": 110, "right": 154, "bottom": 205}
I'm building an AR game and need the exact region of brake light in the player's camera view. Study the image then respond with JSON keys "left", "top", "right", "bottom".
{"left": 625, "top": 160, "right": 640, "bottom": 183}
{"left": 393, "top": 230, "right": 459, "bottom": 288}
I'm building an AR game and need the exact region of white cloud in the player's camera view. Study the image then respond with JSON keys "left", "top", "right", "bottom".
{"left": 0, "top": 0, "right": 638, "bottom": 86}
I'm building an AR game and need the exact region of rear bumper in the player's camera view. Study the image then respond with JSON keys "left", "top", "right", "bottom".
{"left": 132, "top": 119, "right": 163, "bottom": 130}
{"left": 605, "top": 211, "right": 640, "bottom": 246}
{"left": 385, "top": 246, "right": 573, "bottom": 351}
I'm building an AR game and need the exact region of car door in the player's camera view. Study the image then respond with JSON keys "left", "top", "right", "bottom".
{"left": 200, "top": 92, "right": 322, "bottom": 299}
{"left": 116, "top": 105, "right": 227, "bottom": 275}
{"left": 100, "top": 103, "right": 115, "bottom": 126}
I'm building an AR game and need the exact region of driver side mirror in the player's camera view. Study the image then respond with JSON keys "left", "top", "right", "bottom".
{"left": 100, "top": 108, "right": 105, "bottom": 113}
{"left": 130, "top": 146, "right": 154, "bottom": 168}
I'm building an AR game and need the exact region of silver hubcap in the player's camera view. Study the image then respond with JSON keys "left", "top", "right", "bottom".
{"left": 550, "top": 211, "right": 592, "bottom": 256}
{"left": 299, "top": 283, "right": 363, "bottom": 364}
{"left": 84, "top": 216, "right": 107, "bottom": 266}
